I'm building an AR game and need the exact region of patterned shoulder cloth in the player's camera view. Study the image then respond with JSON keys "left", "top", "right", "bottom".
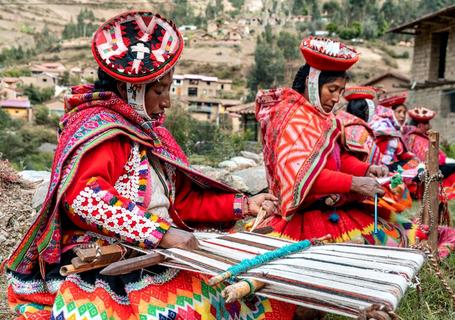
{"left": 256, "top": 37, "right": 359, "bottom": 220}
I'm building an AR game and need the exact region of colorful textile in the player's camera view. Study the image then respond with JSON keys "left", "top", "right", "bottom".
{"left": 255, "top": 88, "right": 340, "bottom": 220}
{"left": 370, "top": 105, "right": 415, "bottom": 166}
{"left": 299, "top": 37, "right": 359, "bottom": 71}
{"left": 337, "top": 110, "right": 382, "bottom": 165}
{"left": 265, "top": 206, "right": 421, "bottom": 247}
{"left": 92, "top": 11, "right": 183, "bottom": 84}
{"left": 5, "top": 85, "right": 236, "bottom": 274}
{"left": 7, "top": 261, "right": 290, "bottom": 320}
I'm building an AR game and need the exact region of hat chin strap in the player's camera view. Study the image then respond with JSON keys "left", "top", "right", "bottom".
{"left": 308, "top": 67, "right": 329, "bottom": 115}
{"left": 126, "top": 83, "right": 151, "bottom": 122}
{"left": 365, "top": 99, "right": 376, "bottom": 123}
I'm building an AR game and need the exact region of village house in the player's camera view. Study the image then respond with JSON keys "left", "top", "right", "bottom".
{"left": 44, "top": 99, "right": 65, "bottom": 117}
{"left": 20, "top": 72, "right": 57, "bottom": 89}
{"left": 31, "top": 62, "right": 66, "bottom": 78}
{"left": 362, "top": 71, "right": 410, "bottom": 97}
{"left": 171, "top": 74, "right": 238, "bottom": 124}
{"left": 390, "top": 4, "right": 455, "bottom": 142}
{"left": 227, "top": 102, "right": 260, "bottom": 140}
{"left": 0, "top": 77, "right": 22, "bottom": 100}
{"left": 82, "top": 67, "right": 97, "bottom": 81}
{"left": 0, "top": 98, "right": 32, "bottom": 122}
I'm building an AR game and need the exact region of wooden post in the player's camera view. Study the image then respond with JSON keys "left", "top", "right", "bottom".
{"left": 423, "top": 130, "right": 439, "bottom": 252}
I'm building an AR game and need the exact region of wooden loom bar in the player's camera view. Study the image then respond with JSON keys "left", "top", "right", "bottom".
{"left": 423, "top": 130, "right": 440, "bottom": 252}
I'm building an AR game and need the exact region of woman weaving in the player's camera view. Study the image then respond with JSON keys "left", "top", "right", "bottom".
{"left": 256, "top": 37, "right": 427, "bottom": 246}
{"left": 4, "top": 11, "right": 291, "bottom": 319}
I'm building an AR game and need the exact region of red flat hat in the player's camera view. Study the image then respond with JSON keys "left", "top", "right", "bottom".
{"left": 344, "top": 86, "right": 376, "bottom": 101}
{"left": 378, "top": 94, "right": 407, "bottom": 108}
{"left": 408, "top": 107, "right": 436, "bottom": 122}
{"left": 92, "top": 11, "right": 184, "bottom": 84}
{"left": 300, "top": 36, "right": 359, "bottom": 71}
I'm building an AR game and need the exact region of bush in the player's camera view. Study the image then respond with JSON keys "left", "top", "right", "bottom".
{"left": 165, "top": 106, "right": 257, "bottom": 166}
{"left": 23, "top": 85, "right": 54, "bottom": 104}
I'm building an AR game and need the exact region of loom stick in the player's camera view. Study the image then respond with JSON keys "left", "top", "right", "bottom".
{"left": 60, "top": 260, "right": 112, "bottom": 276}
{"left": 423, "top": 130, "right": 440, "bottom": 251}
{"left": 100, "top": 251, "right": 165, "bottom": 275}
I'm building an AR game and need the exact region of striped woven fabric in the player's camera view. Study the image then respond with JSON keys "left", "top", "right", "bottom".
{"left": 157, "top": 232, "right": 425, "bottom": 319}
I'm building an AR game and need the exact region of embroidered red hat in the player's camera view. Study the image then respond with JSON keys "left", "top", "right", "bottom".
{"left": 378, "top": 94, "right": 407, "bottom": 108}
{"left": 300, "top": 36, "right": 359, "bottom": 71}
{"left": 344, "top": 86, "right": 376, "bottom": 101}
{"left": 92, "top": 11, "right": 184, "bottom": 84}
{"left": 408, "top": 107, "right": 436, "bottom": 122}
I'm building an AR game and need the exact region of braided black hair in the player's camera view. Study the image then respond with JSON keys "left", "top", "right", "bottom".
{"left": 94, "top": 68, "right": 120, "bottom": 95}
{"left": 347, "top": 99, "right": 369, "bottom": 122}
{"left": 292, "top": 64, "right": 350, "bottom": 95}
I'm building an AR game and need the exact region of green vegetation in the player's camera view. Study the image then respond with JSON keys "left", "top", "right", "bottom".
{"left": 0, "top": 109, "right": 57, "bottom": 171}
{"left": 321, "top": 0, "right": 454, "bottom": 40}
{"left": 62, "top": 8, "right": 97, "bottom": 39}
{"left": 22, "top": 85, "right": 54, "bottom": 105}
{"left": 165, "top": 106, "right": 257, "bottom": 165}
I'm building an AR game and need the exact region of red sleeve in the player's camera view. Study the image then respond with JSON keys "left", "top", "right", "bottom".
{"left": 63, "top": 137, "right": 170, "bottom": 249}
{"left": 309, "top": 168, "right": 353, "bottom": 195}
{"left": 340, "top": 152, "right": 370, "bottom": 176}
{"left": 173, "top": 170, "right": 243, "bottom": 224}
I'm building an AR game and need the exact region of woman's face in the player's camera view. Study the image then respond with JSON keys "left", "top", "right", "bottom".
{"left": 418, "top": 121, "right": 431, "bottom": 132}
{"left": 394, "top": 105, "right": 407, "bottom": 125}
{"left": 144, "top": 70, "right": 173, "bottom": 119}
{"left": 319, "top": 78, "right": 347, "bottom": 113}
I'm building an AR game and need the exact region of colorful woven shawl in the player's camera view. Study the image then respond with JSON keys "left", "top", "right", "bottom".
{"left": 337, "top": 110, "right": 382, "bottom": 165}
{"left": 6, "top": 85, "right": 191, "bottom": 274}
{"left": 256, "top": 88, "right": 340, "bottom": 220}
{"left": 369, "top": 105, "right": 402, "bottom": 138}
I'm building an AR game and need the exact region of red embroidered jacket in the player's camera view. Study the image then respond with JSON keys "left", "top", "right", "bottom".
{"left": 63, "top": 136, "right": 243, "bottom": 249}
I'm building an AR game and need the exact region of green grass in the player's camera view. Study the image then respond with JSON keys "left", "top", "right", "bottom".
{"left": 326, "top": 200, "right": 455, "bottom": 320}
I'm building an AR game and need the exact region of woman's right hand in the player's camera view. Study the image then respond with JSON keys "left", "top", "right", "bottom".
{"left": 159, "top": 227, "right": 199, "bottom": 250}
{"left": 350, "top": 176, "right": 385, "bottom": 198}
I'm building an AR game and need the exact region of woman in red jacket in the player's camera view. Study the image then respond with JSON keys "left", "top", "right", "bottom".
{"left": 257, "top": 37, "right": 426, "bottom": 246}
{"left": 5, "top": 11, "right": 290, "bottom": 320}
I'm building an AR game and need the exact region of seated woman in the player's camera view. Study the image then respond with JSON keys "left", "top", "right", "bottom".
{"left": 256, "top": 37, "right": 425, "bottom": 246}
{"left": 337, "top": 86, "right": 383, "bottom": 165}
{"left": 403, "top": 107, "right": 455, "bottom": 200}
{"left": 369, "top": 95, "right": 418, "bottom": 170}
{"left": 337, "top": 86, "right": 412, "bottom": 212}
{"left": 4, "top": 12, "right": 291, "bottom": 320}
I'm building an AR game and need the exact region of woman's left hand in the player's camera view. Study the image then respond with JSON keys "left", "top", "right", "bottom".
{"left": 246, "top": 193, "right": 279, "bottom": 217}
{"left": 367, "top": 165, "right": 389, "bottom": 178}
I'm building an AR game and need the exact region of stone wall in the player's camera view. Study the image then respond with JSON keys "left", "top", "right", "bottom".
{"left": 409, "top": 24, "right": 455, "bottom": 142}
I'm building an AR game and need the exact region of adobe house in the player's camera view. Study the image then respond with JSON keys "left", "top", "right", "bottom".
{"left": 227, "top": 102, "right": 260, "bottom": 140}
{"left": 0, "top": 98, "right": 32, "bottom": 122}
{"left": 389, "top": 4, "right": 455, "bottom": 142}
{"left": 362, "top": 71, "right": 410, "bottom": 96}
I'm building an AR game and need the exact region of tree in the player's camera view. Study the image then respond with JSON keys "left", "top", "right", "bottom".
{"left": 323, "top": 0, "right": 341, "bottom": 16}
{"left": 292, "top": 0, "right": 309, "bottom": 16}
{"left": 263, "top": 24, "right": 273, "bottom": 44}
{"left": 276, "top": 32, "right": 300, "bottom": 59}
{"left": 23, "top": 85, "right": 54, "bottom": 104}
{"left": 247, "top": 40, "right": 285, "bottom": 101}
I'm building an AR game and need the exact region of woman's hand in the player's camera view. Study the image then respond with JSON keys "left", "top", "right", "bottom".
{"left": 159, "top": 227, "right": 199, "bottom": 250}
{"left": 350, "top": 176, "right": 385, "bottom": 198}
{"left": 366, "top": 165, "right": 389, "bottom": 178}
{"left": 246, "top": 193, "right": 279, "bottom": 217}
